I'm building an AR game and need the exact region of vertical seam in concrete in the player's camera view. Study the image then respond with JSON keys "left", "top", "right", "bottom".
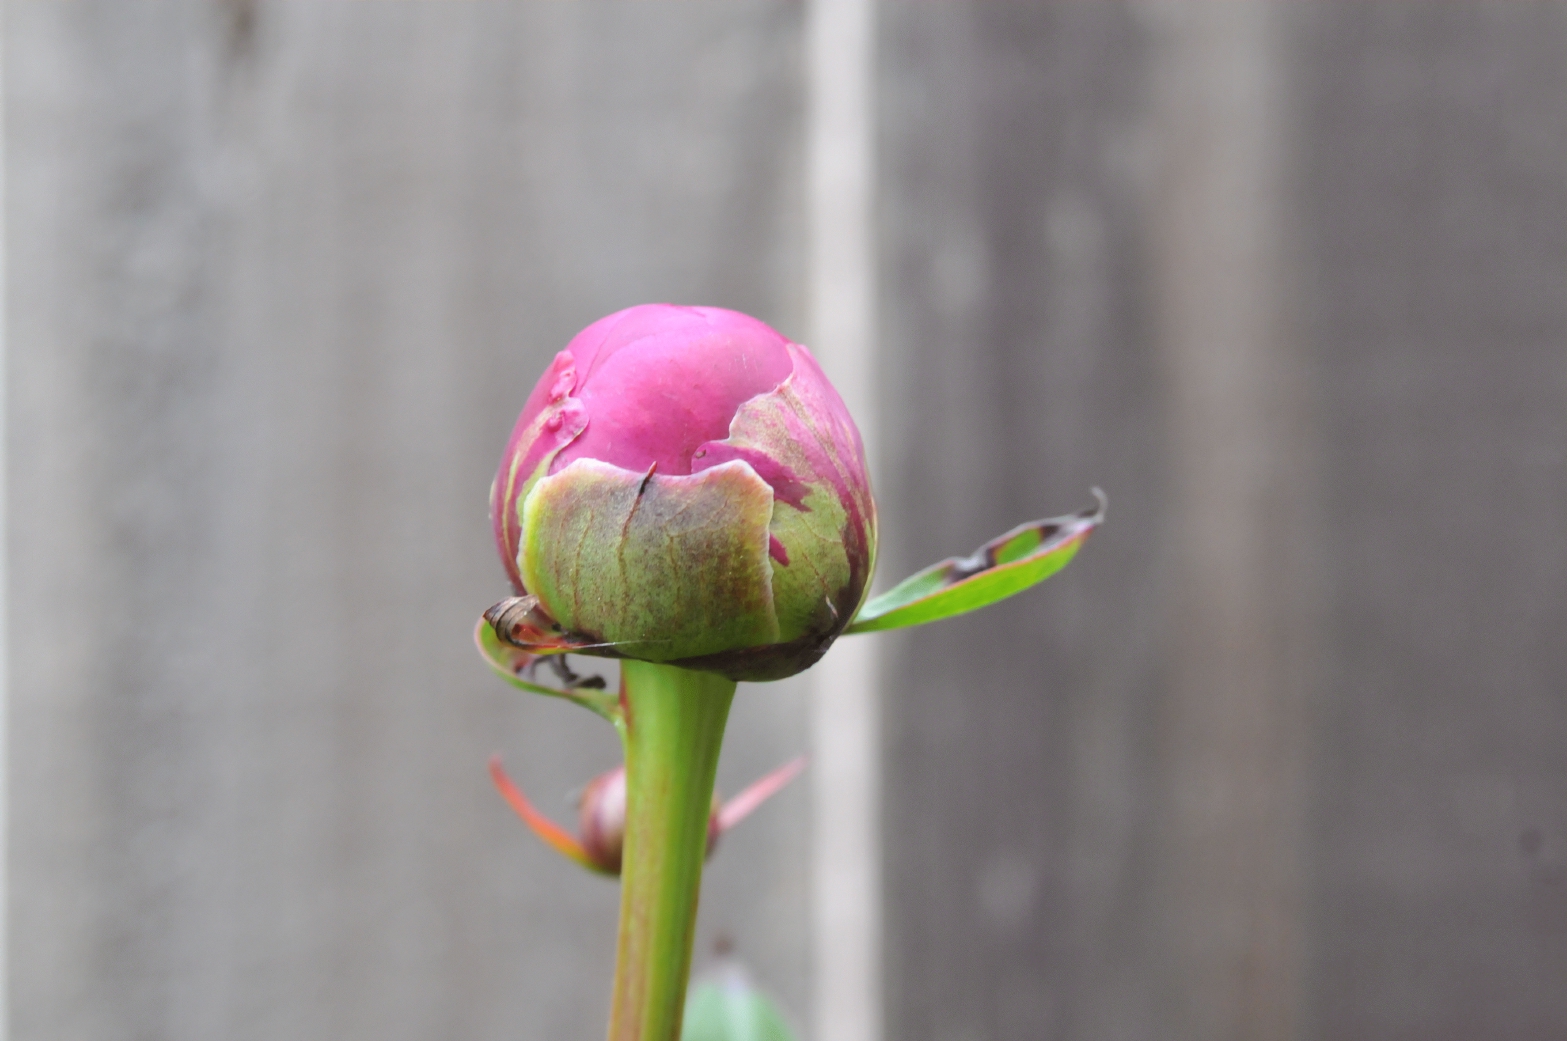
{"left": 1147, "top": 5, "right": 1313, "bottom": 1040}
{"left": 0, "top": 0, "right": 9, "bottom": 1032}
{"left": 806, "top": 1, "right": 881, "bottom": 1040}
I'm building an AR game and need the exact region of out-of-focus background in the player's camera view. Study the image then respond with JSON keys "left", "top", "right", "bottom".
{"left": 6, "top": 4, "right": 1566, "bottom": 1041}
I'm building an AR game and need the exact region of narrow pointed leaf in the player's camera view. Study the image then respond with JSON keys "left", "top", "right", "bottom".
{"left": 844, "top": 490, "right": 1105, "bottom": 634}
{"left": 715, "top": 756, "right": 806, "bottom": 834}
{"left": 489, "top": 755, "right": 613, "bottom": 876}
{"left": 474, "top": 617, "right": 622, "bottom": 725}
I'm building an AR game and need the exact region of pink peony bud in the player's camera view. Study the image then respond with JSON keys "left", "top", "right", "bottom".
{"left": 490, "top": 304, "right": 876, "bottom": 681}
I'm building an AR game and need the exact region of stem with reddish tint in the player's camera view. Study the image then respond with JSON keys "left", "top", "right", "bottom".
{"left": 607, "top": 660, "right": 736, "bottom": 1041}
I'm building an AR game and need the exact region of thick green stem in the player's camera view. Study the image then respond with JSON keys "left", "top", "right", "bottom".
{"left": 608, "top": 660, "right": 737, "bottom": 1041}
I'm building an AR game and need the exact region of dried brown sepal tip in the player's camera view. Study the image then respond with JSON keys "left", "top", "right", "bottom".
{"left": 485, "top": 595, "right": 564, "bottom": 649}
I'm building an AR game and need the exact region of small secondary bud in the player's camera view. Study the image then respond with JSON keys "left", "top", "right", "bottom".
{"left": 489, "top": 755, "right": 807, "bottom": 876}
{"left": 576, "top": 765, "right": 720, "bottom": 875}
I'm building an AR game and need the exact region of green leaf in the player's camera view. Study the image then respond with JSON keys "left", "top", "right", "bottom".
{"left": 682, "top": 970, "right": 797, "bottom": 1041}
{"left": 473, "top": 617, "right": 622, "bottom": 725}
{"left": 844, "top": 489, "right": 1105, "bottom": 634}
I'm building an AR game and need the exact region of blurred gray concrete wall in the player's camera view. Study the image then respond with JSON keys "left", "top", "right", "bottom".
{"left": 1298, "top": 7, "right": 1567, "bottom": 1040}
{"left": 7, "top": 4, "right": 809, "bottom": 1040}
{"left": 10, "top": 3, "right": 1567, "bottom": 1041}
{"left": 878, "top": 4, "right": 1567, "bottom": 1041}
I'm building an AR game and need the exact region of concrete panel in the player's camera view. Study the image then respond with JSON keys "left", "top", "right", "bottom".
{"left": 878, "top": 3, "right": 1567, "bottom": 1040}
{"left": 7, "top": 4, "right": 807, "bottom": 1039}
{"left": 1297, "top": 6, "right": 1567, "bottom": 1040}
{"left": 878, "top": 7, "right": 1170, "bottom": 1041}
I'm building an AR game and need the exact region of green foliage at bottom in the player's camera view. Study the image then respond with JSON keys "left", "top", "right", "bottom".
{"left": 682, "top": 969, "right": 796, "bottom": 1041}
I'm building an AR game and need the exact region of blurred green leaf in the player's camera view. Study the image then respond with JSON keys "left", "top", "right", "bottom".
{"left": 844, "top": 490, "right": 1104, "bottom": 634}
{"left": 682, "top": 968, "right": 796, "bottom": 1041}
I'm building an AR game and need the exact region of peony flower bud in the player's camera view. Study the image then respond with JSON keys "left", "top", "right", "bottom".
{"left": 490, "top": 305, "right": 876, "bottom": 682}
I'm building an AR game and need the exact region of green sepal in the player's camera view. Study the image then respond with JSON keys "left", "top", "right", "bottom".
{"left": 521, "top": 458, "right": 780, "bottom": 662}
{"left": 844, "top": 489, "right": 1105, "bottom": 634}
{"left": 681, "top": 969, "right": 797, "bottom": 1041}
{"left": 474, "top": 617, "right": 622, "bottom": 727}
{"left": 715, "top": 369, "right": 875, "bottom": 644}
